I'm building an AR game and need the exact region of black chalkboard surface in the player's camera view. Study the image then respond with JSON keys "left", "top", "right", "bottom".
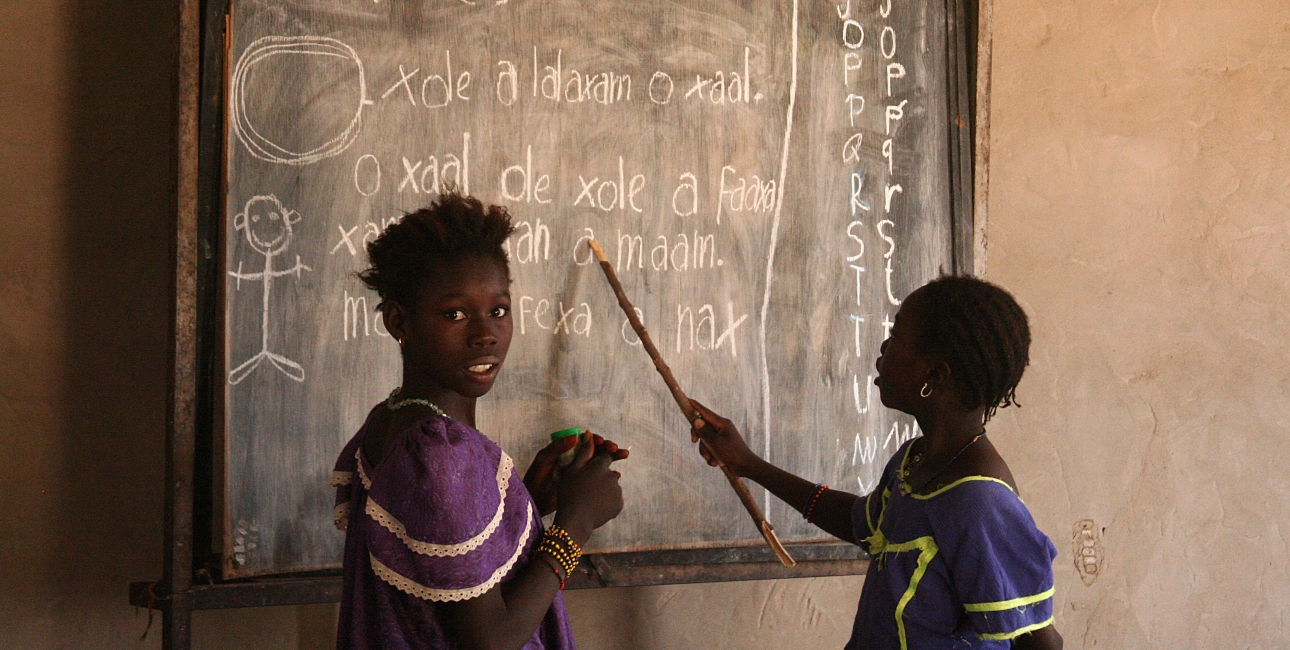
{"left": 218, "top": 0, "right": 957, "bottom": 577}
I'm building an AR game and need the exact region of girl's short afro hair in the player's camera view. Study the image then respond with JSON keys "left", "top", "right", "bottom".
{"left": 358, "top": 192, "right": 514, "bottom": 310}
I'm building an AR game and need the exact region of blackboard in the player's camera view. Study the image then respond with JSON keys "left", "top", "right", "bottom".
{"left": 216, "top": 0, "right": 961, "bottom": 578}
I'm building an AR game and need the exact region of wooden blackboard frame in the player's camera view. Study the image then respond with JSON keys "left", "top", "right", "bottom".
{"left": 133, "top": 0, "right": 979, "bottom": 646}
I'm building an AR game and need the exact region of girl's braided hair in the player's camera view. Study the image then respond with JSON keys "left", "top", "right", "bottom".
{"left": 911, "top": 276, "right": 1031, "bottom": 422}
{"left": 358, "top": 192, "right": 514, "bottom": 310}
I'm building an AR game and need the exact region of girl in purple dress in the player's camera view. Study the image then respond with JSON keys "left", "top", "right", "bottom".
{"left": 332, "top": 193, "right": 628, "bottom": 650}
{"left": 690, "top": 276, "right": 1064, "bottom": 650}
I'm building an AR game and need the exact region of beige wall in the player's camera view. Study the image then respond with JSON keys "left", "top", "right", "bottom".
{"left": 982, "top": 0, "right": 1290, "bottom": 646}
{"left": 2, "top": 0, "right": 1286, "bottom": 648}
{"left": 1, "top": 1, "right": 172, "bottom": 647}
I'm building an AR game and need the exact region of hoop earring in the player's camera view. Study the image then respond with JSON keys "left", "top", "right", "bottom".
{"left": 920, "top": 383, "right": 933, "bottom": 398}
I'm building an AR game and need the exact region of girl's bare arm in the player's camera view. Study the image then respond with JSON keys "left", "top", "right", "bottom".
{"left": 442, "top": 440, "right": 625, "bottom": 650}
{"left": 690, "top": 399, "right": 861, "bottom": 544}
{"left": 1012, "top": 624, "right": 1063, "bottom": 650}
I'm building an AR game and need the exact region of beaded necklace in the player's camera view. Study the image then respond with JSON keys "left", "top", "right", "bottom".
{"left": 386, "top": 388, "right": 448, "bottom": 417}
{"left": 898, "top": 432, "right": 984, "bottom": 496}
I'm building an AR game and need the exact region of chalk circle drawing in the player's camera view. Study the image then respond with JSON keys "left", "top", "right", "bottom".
{"left": 1072, "top": 519, "right": 1105, "bottom": 586}
{"left": 228, "top": 195, "right": 312, "bottom": 385}
{"left": 230, "top": 35, "right": 371, "bottom": 166}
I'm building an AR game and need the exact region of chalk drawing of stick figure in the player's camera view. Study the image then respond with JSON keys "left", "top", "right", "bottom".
{"left": 228, "top": 195, "right": 312, "bottom": 385}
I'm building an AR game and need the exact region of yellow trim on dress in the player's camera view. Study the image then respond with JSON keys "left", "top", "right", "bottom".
{"left": 864, "top": 487, "right": 893, "bottom": 566}
{"left": 864, "top": 443, "right": 907, "bottom": 568}
{"left": 979, "top": 616, "right": 1055, "bottom": 641}
{"left": 895, "top": 439, "right": 1018, "bottom": 500}
{"left": 964, "top": 586, "right": 1055, "bottom": 612}
{"left": 867, "top": 442, "right": 1049, "bottom": 649}
{"left": 872, "top": 536, "right": 938, "bottom": 650}
{"left": 909, "top": 475, "right": 1016, "bottom": 500}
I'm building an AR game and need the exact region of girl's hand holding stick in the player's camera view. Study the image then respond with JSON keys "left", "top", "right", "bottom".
{"left": 587, "top": 240, "right": 795, "bottom": 568}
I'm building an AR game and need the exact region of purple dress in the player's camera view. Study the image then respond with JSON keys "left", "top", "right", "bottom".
{"left": 848, "top": 440, "right": 1058, "bottom": 650}
{"left": 331, "top": 407, "right": 576, "bottom": 650}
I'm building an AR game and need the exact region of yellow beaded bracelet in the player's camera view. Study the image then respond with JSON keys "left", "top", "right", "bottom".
{"left": 538, "top": 545, "right": 577, "bottom": 579}
{"left": 539, "top": 526, "right": 582, "bottom": 578}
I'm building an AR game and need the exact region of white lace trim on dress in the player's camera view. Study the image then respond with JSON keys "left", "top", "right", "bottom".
{"left": 330, "top": 470, "right": 354, "bottom": 487}
{"left": 369, "top": 507, "right": 533, "bottom": 602}
{"left": 355, "top": 448, "right": 372, "bottom": 490}
{"left": 334, "top": 502, "right": 352, "bottom": 531}
{"left": 365, "top": 453, "right": 515, "bottom": 557}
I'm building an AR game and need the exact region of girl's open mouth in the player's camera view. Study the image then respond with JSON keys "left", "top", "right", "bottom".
{"left": 464, "top": 358, "right": 502, "bottom": 382}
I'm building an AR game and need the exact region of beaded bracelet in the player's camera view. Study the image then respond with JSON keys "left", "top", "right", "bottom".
{"left": 804, "top": 484, "right": 829, "bottom": 523}
{"left": 545, "top": 524, "right": 578, "bottom": 549}
{"left": 538, "top": 546, "right": 578, "bottom": 588}
{"left": 539, "top": 525, "right": 583, "bottom": 584}
{"left": 539, "top": 538, "right": 579, "bottom": 575}
{"left": 540, "top": 554, "right": 565, "bottom": 590}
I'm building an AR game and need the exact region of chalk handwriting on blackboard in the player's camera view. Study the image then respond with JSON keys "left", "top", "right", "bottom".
{"left": 231, "top": 36, "right": 372, "bottom": 165}
{"left": 884, "top": 420, "right": 920, "bottom": 450}
{"left": 852, "top": 434, "right": 877, "bottom": 466}
{"left": 515, "top": 297, "right": 591, "bottom": 337}
{"left": 838, "top": 1, "right": 874, "bottom": 493}
{"left": 228, "top": 195, "right": 311, "bottom": 384}
{"left": 379, "top": 52, "right": 471, "bottom": 108}
{"left": 757, "top": 0, "right": 801, "bottom": 516}
{"left": 342, "top": 291, "right": 392, "bottom": 342}
{"left": 219, "top": 0, "right": 955, "bottom": 576}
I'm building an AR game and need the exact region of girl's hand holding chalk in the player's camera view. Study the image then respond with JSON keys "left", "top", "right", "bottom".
{"left": 525, "top": 431, "right": 629, "bottom": 517}
{"left": 524, "top": 435, "right": 578, "bottom": 517}
{"left": 553, "top": 432, "right": 627, "bottom": 545}
{"left": 591, "top": 433, "right": 630, "bottom": 463}
{"left": 689, "top": 399, "right": 763, "bottom": 479}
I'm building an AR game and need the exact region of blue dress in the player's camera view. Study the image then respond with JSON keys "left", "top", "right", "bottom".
{"left": 847, "top": 440, "right": 1058, "bottom": 650}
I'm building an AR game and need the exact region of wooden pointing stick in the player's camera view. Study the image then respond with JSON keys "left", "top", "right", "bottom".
{"left": 588, "top": 240, "right": 795, "bottom": 568}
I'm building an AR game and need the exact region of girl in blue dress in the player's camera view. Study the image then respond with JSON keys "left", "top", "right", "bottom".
{"left": 690, "top": 276, "right": 1063, "bottom": 649}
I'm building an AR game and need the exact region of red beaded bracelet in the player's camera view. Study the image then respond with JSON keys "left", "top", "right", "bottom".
{"left": 549, "top": 562, "right": 566, "bottom": 590}
{"left": 541, "top": 554, "right": 566, "bottom": 590}
{"left": 804, "top": 484, "right": 829, "bottom": 523}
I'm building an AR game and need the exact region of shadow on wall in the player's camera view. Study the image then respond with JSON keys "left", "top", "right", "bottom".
{"left": 46, "top": 2, "right": 337, "bottom": 647}
{"left": 47, "top": 0, "right": 176, "bottom": 646}
{"left": 566, "top": 587, "right": 656, "bottom": 648}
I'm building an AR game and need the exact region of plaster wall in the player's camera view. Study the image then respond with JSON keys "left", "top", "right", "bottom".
{"left": 981, "top": 0, "right": 1290, "bottom": 647}
{"left": 0, "top": 0, "right": 172, "bottom": 647}
{"left": 1, "top": 0, "right": 1287, "bottom": 648}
